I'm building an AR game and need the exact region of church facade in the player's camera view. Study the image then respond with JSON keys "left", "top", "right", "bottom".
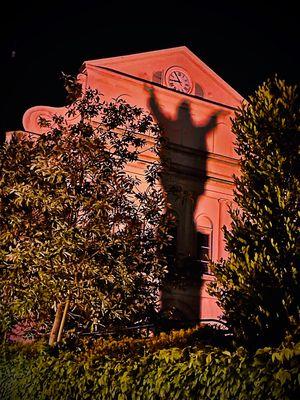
{"left": 22, "top": 47, "right": 242, "bottom": 323}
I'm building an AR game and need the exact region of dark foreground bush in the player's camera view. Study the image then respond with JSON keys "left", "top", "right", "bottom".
{"left": 0, "top": 331, "right": 299, "bottom": 400}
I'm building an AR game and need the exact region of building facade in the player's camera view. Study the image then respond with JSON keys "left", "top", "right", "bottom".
{"left": 23, "top": 47, "right": 242, "bottom": 323}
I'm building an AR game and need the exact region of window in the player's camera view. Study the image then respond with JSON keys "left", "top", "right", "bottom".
{"left": 195, "top": 215, "right": 213, "bottom": 274}
{"left": 166, "top": 222, "right": 178, "bottom": 268}
{"left": 196, "top": 232, "right": 211, "bottom": 274}
{"left": 194, "top": 83, "right": 204, "bottom": 97}
{"left": 152, "top": 71, "right": 163, "bottom": 84}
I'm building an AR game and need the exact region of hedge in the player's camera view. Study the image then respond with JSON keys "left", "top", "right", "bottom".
{"left": 0, "top": 332, "right": 299, "bottom": 399}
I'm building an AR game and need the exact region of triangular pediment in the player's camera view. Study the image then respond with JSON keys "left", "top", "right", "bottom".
{"left": 84, "top": 46, "right": 243, "bottom": 108}
{"left": 23, "top": 47, "right": 242, "bottom": 159}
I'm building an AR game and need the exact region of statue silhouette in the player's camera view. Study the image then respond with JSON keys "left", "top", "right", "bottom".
{"left": 146, "top": 86, "right": 222, "bottom": 324}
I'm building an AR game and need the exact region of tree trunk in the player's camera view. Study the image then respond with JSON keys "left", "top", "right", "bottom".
{"left": 49, "top": 303, "right": 63, "bottom": 347}
{"left": 57, "top": 299, "right": 70, "bottom": 344}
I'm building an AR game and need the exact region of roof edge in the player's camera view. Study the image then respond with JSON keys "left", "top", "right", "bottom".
{"left": 85, "top": 46, "right": 189, "bottom": 66}
{"left": 83, "top": 46, "right": 243, "bottom": 102}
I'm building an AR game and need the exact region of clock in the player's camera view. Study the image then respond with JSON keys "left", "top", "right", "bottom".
{"left": 165, "top": 66, "right": 193, "bottom": 94}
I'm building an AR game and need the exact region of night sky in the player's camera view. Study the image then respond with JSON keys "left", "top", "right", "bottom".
{"left": 1, "top": 1, "right": 298, "bottom": 134}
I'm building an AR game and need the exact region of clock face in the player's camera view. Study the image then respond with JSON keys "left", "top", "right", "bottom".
{"left": 165, "top": 67, "right": 193, "bottom": 94}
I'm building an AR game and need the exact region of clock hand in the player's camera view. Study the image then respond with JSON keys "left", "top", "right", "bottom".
{"left": 174, "top": 72, "right": 185, "bottom": 88}
{"left": 174, "top": 71, "right": 181, "bottom": 83}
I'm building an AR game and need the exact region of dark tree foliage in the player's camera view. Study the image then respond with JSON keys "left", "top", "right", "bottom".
{"left": 0, "top": 86, "right": 172, "bottom": 341}
{"left": 209, "top": 77, "right": 300, "bottom": 350}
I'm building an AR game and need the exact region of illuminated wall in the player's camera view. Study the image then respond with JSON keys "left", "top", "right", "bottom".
{"left": 23, "top": 47, "right": 242, "bottom": 322}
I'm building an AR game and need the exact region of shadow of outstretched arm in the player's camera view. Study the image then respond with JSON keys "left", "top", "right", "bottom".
{"left": 145, "top": 86, "right": 171, "bottom": 130}
{"left": 200, "top": 110, "right": 223, "bottom": 135}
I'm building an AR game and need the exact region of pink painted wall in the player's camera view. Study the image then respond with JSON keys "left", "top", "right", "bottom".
{"left": 22, "top": 47, "right": 242, "bottom": 324}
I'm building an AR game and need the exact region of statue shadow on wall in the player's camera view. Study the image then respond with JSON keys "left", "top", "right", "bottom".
{"left": 146, "top": 87, "right": 222, "bottom": 329}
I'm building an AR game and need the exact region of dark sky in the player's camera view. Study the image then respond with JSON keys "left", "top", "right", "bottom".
{"left": 1, "top": 1, "right": 298, "bottom": 134}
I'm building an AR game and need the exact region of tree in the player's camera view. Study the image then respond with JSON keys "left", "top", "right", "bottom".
{"left": 209, "top": 76, "right": 300, "bottom": 350}
{"left": 0, "top": 85, "right": 171, "bottom": 344}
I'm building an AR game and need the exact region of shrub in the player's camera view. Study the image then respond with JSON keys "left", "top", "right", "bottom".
{"left": 0, "top": 330, "right": 299, "bottom": 399}
{"left": 209, "top": 77, "right": 300, "bottom": 350}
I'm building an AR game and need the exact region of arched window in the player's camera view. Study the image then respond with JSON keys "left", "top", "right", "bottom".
{"left": 152, "top": 70, "right": 163, "bottom": 84}
{"left": 194, "top": 83, "right": 204, "bottom": 97}
{"left": 195, "top": 215, "right": 213, "bottom": 274}
{"left": 165, "top": 211, "right": 179, "bottom": 268}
